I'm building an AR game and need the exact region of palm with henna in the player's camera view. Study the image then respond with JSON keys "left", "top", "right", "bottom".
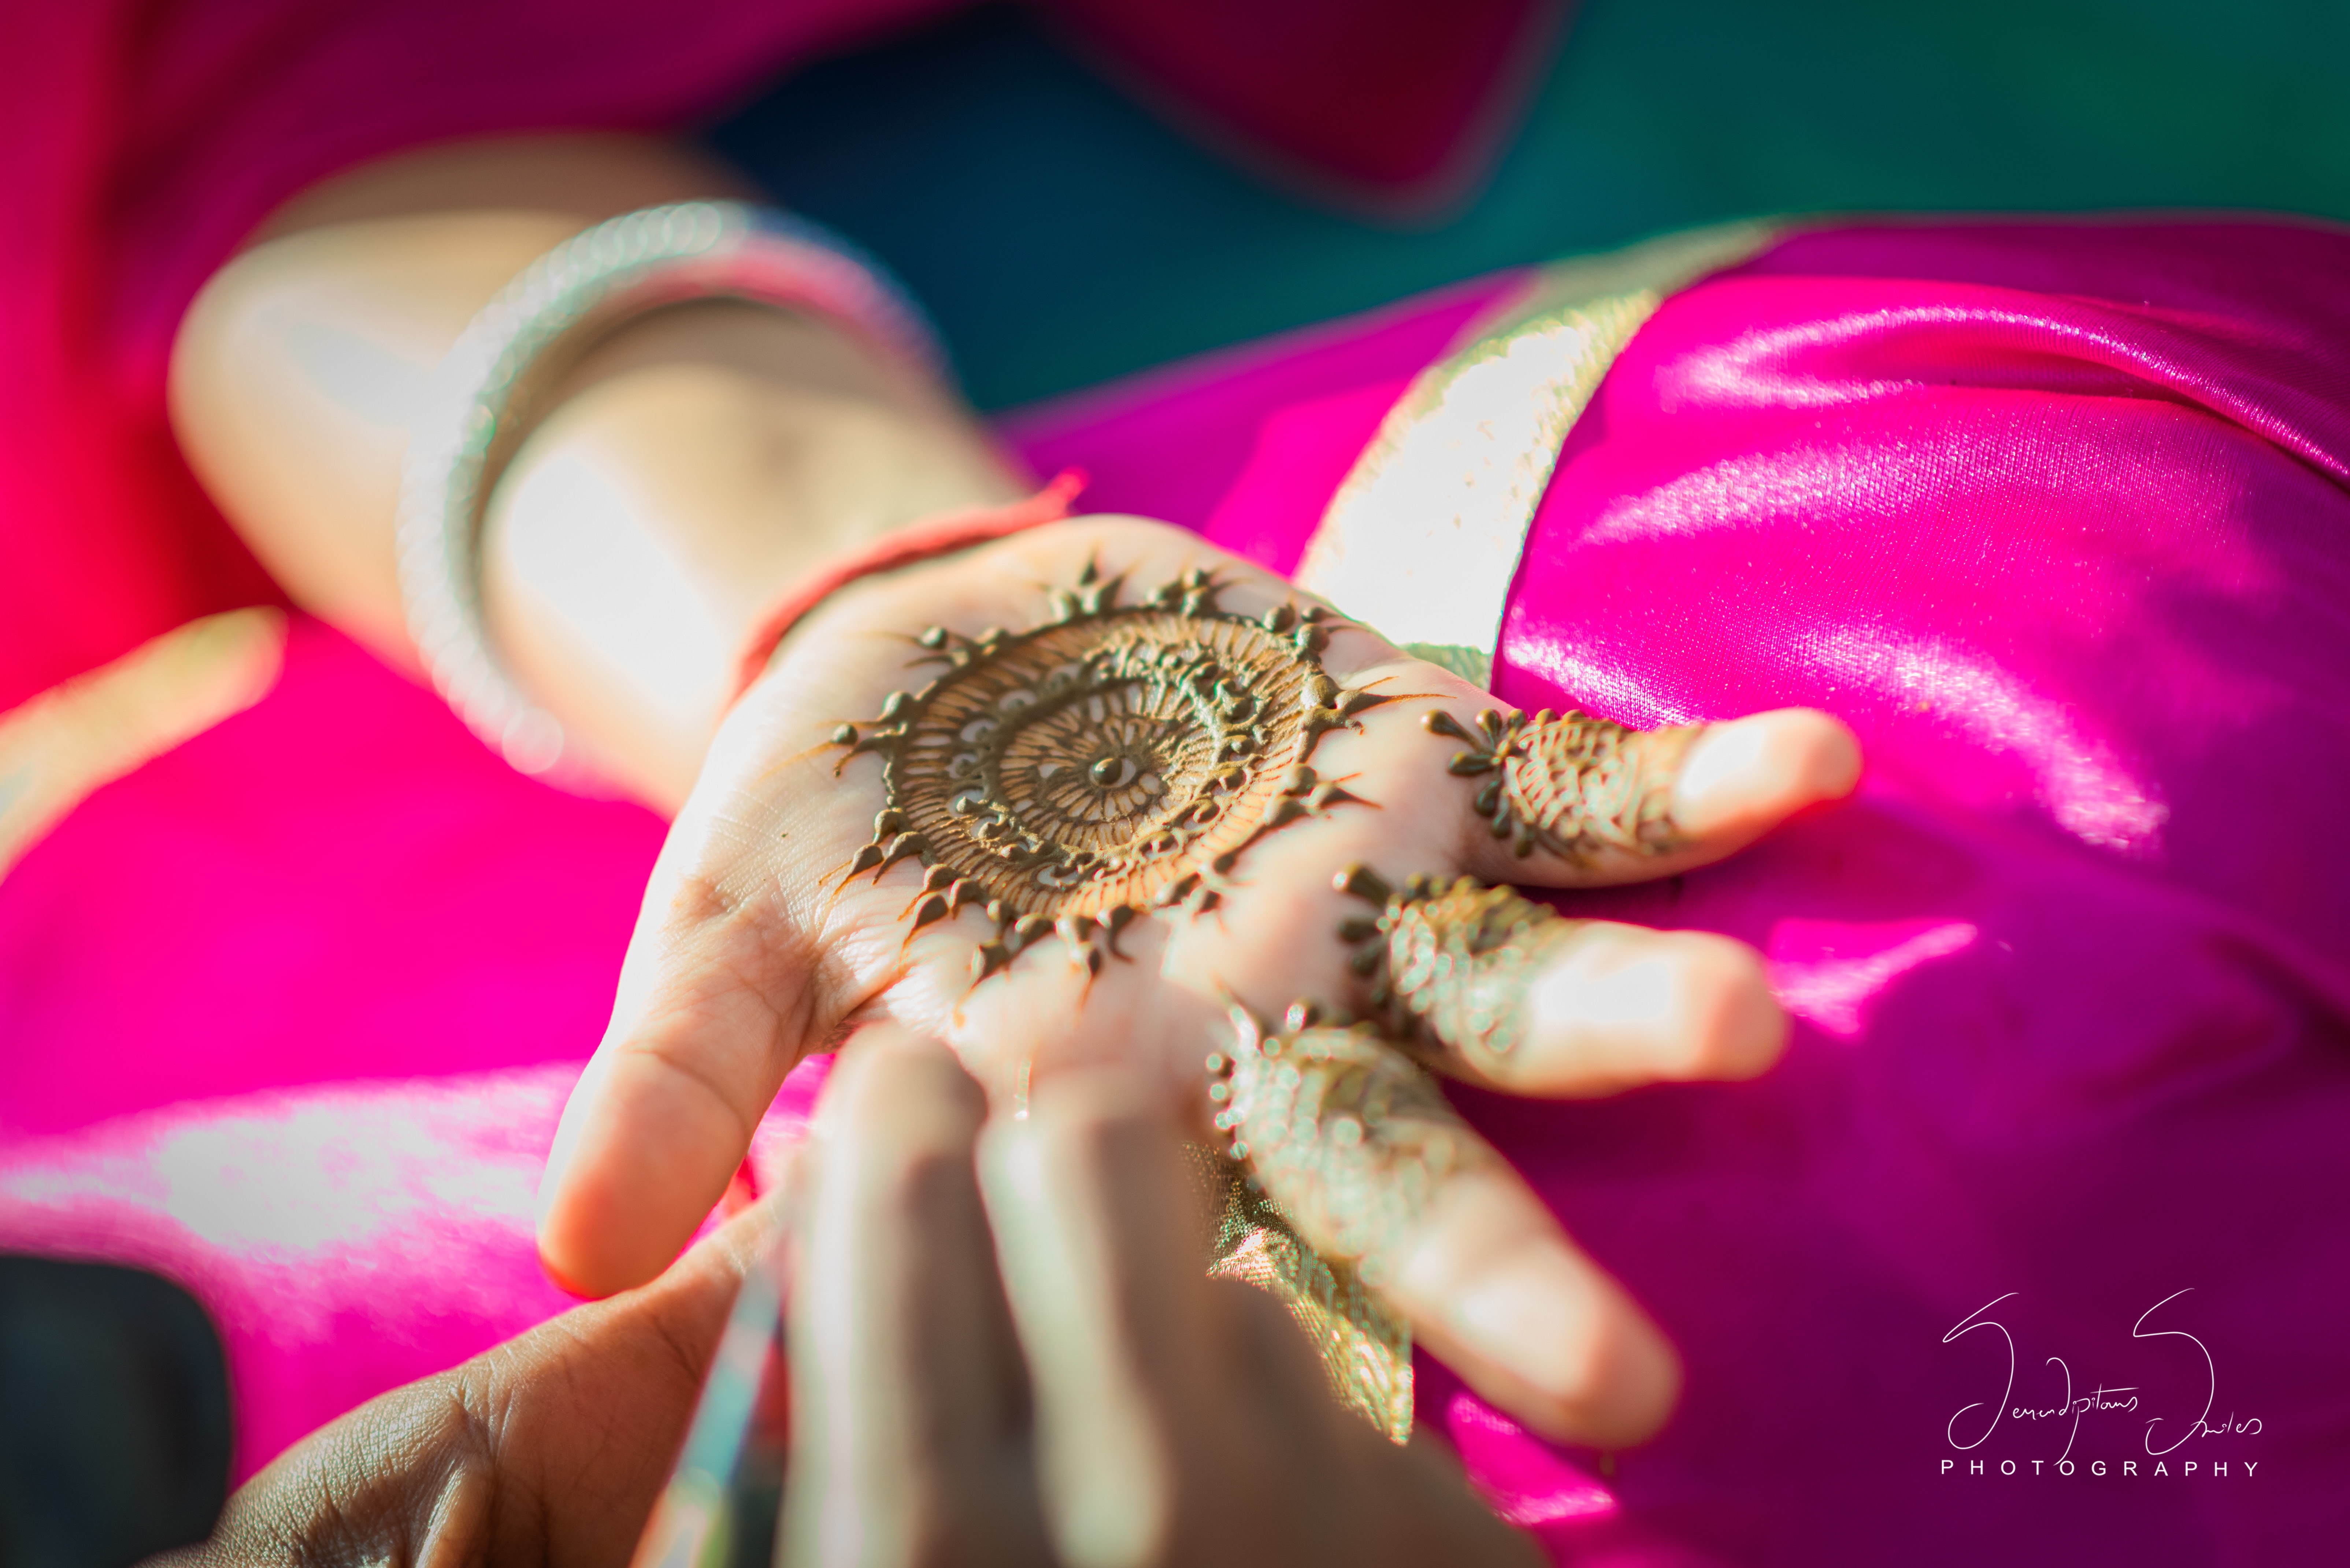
{"left": 536, "top": 512, "right": 1859, "bottom": 1448}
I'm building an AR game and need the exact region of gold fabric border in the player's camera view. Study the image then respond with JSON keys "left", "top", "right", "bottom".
{"left": 1293, "top": 221, "right": 1783, "bottom": 688}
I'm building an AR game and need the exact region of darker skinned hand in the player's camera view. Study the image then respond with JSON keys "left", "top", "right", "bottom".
{"left": 154, "top": 1201, "right": 771, "bottom": 1568}
{"left": 779, "top": 1028, "right": 1542, "bottom": 1568}
{"left": 160, "top": 1029, "right": 1540, "bottom": 1568}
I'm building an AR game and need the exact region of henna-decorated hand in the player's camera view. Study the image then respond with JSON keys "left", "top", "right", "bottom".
{"left": 537, "top": 516, "right": 1859, "bottom": 1448}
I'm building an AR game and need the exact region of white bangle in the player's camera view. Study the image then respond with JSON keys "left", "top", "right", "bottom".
{"left": 395, "top": 200, "right": 948, "bottom": 777}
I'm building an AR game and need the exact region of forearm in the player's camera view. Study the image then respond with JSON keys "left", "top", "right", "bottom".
{"left": 170, "top": 134, "right": 1020, "bottom": 810}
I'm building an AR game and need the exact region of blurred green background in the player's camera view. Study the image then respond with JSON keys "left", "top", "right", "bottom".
{"left": 707, "top": 0, "right": 2350, "bottom": 410}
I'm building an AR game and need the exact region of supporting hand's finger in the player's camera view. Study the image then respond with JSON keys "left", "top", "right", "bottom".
{"left": 978, "top": 1070, "right": 1224, "bottom": 1568}
{"left": 987, "top": 1070, "right": 1546, "bottom": 1568}
{"left": 778, "top": 1055, "right": 1547, "bottom": 1568}
{"left": 1434, "top": 705, "right": 1860, "bottom": 889}
{"left": 1210, "top": 1283, "right": 1547, "bottom": 1568}
{"left": 783, "top": 1029, "right": 1049, "bottom": 1568}
{"left": 1214, "top": 1011, "right": 1680, "bottom": 1447}
{"left": 1334, "top": 867, "right": 1787, "bottom": 1096}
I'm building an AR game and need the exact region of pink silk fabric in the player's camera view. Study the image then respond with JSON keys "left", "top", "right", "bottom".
{"left": 1481, "top": 222, "right": 2350, "bottom": 1562}
{"left": 1037, "top": 219, "right": 2350, "bottom": 1560}
{"left": 8, "top": 219, "right": 2348, "bottom": 1561}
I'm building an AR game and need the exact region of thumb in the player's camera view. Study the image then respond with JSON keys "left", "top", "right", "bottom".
{"left": 537, "top": 847, "right": 832, "bottom": 1297}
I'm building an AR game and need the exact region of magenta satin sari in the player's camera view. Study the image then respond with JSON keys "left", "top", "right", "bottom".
{"left": 8, "top": 216, "right": 2349, "bottom": 1563}
{"left": 1033, "top": 221, "right": 2350, "bottom": 1559}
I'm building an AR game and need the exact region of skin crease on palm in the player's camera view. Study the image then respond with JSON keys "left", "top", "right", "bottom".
{"left": 536, "top": 513, "right": 1862, "bottom": 1449}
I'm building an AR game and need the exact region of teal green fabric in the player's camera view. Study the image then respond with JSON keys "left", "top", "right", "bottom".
{"left": 707, "top": 1, "right": 2350, "bottom": 410}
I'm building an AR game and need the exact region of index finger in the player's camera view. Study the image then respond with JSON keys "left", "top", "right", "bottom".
{"left": 782, "top": 1030, "right": 1050, "bottom": 1567}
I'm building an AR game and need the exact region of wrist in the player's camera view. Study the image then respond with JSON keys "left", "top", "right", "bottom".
{"left": 482, "top": 303, "right": 1023, "bottom": 810}
{"left": 391, "top": 198, "right": 1019, "bottom": 811}
{"left": 727, "top": 468, "right": 1087, "bottom": 707}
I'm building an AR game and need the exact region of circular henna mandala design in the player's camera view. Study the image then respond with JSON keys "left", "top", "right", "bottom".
{"left": 830, "top": 564, "right": 1390, "bottom": 983}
